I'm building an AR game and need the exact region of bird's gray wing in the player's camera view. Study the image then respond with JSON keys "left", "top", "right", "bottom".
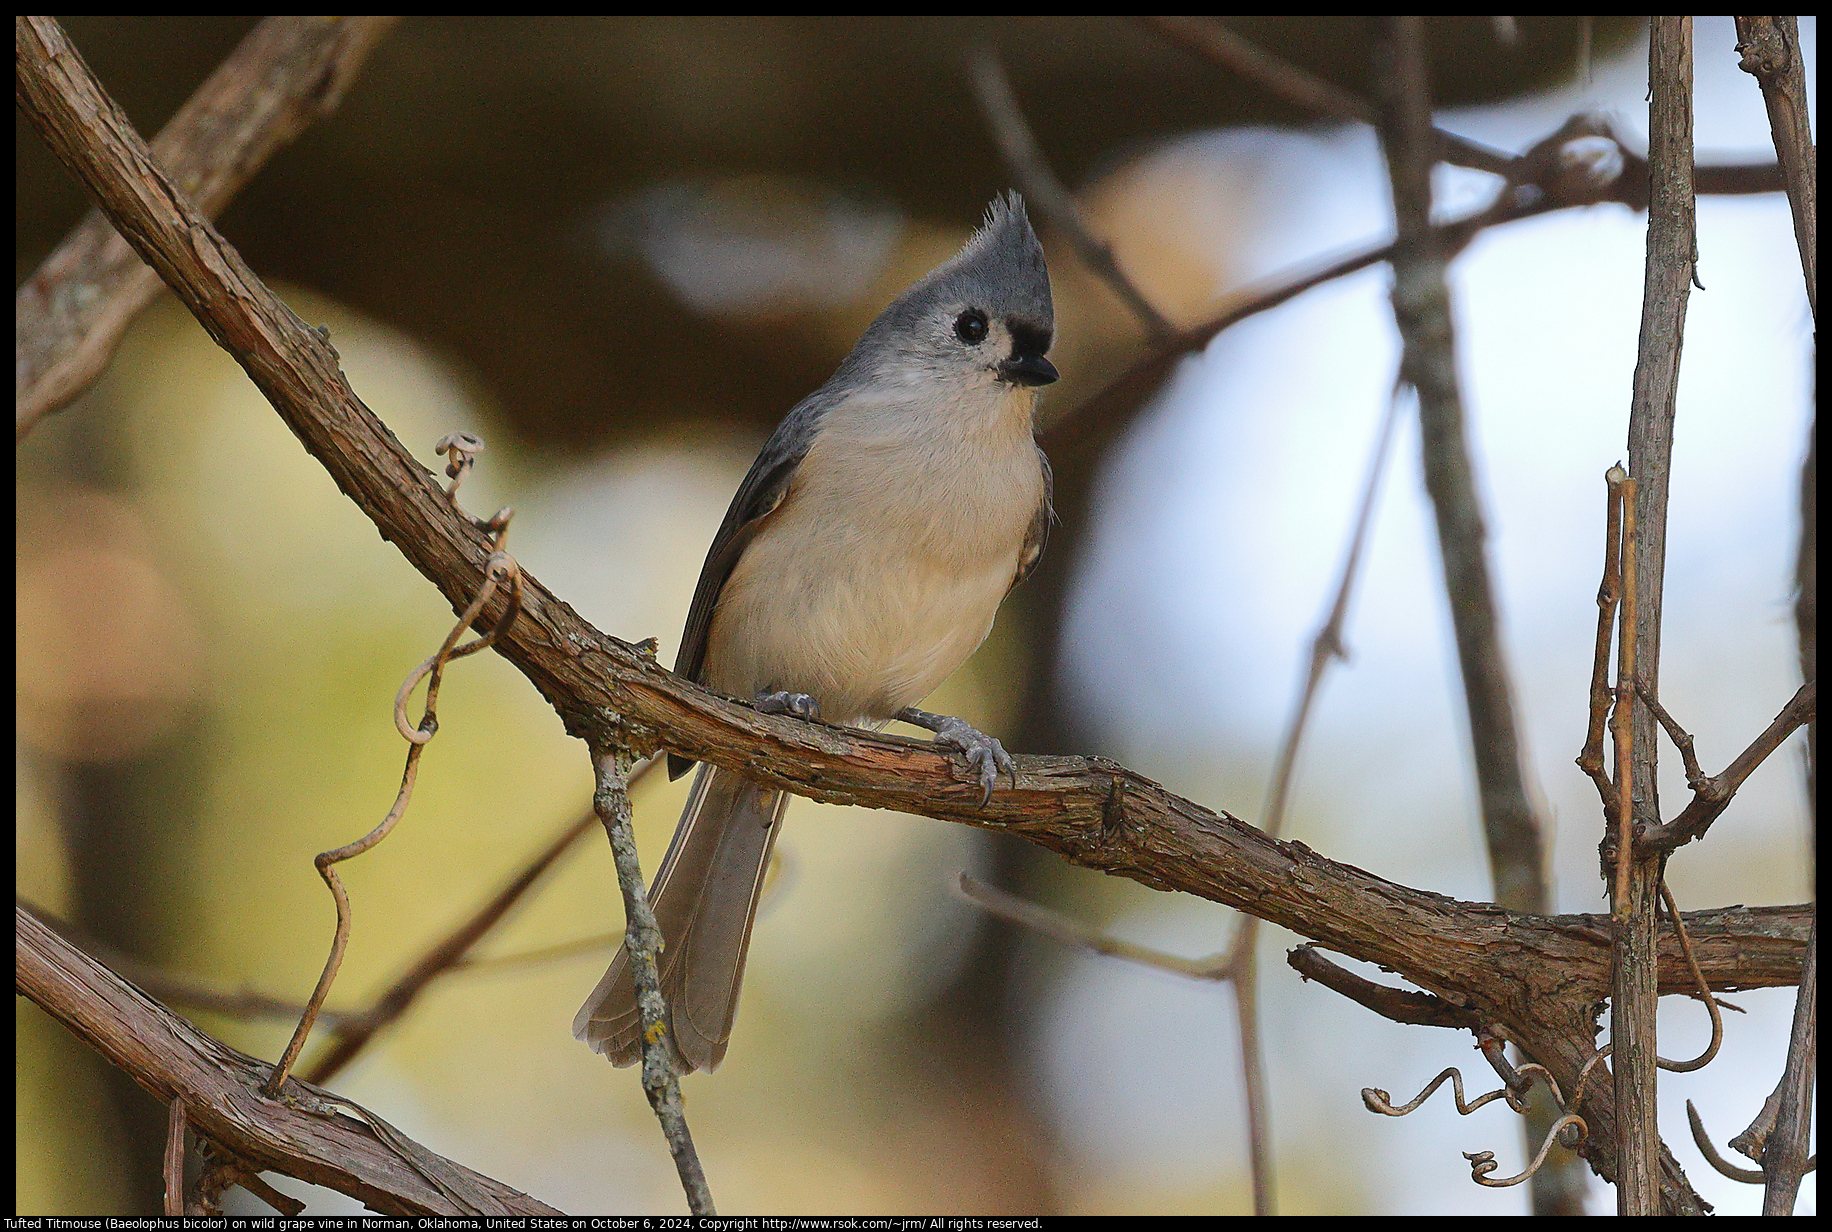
{"left": 668, "top": 393, "right": 832, "bottom": 778}
{"left": 1011, "top": 445, "right": 1054, "bottom": 591}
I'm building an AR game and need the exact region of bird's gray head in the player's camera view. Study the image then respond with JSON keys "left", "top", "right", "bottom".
{"left": 838, "top": 192, "right": 1057, "bottom": 393}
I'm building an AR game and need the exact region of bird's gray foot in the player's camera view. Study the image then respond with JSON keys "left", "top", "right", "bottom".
{"left": 896, "top": 707, "right": 1016, "bottom": 807}
{"left": 756, "top": 690, "right": 820, "bottom": 720}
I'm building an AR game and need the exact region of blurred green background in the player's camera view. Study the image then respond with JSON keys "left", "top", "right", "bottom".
{"left": 17, "top": 15, "right": 1812, "bottom": 1217}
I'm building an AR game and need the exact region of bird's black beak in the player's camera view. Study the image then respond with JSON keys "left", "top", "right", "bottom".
{"left": 998, "top": 352, "right": 1059, "bottom": 387}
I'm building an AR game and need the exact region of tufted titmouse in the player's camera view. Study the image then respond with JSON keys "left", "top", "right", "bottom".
{"left": 574, "top": 193, "right": 1057, "bottom": 1072}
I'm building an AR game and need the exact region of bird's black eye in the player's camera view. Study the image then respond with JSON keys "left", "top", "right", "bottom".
{"left": 953, "top": 309, "right": 989, "bottom": 345}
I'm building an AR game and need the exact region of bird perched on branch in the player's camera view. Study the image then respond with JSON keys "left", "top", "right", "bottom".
{"left": 576, "top": 193, "right": 1057, "bottom": 1072}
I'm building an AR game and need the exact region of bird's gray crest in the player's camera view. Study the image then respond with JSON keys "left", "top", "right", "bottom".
{"left": 941, "top": 191, "right": 1052, "bottom": 331}
{"left": 840, "top": 193, "right": 1053, "bottom": 375}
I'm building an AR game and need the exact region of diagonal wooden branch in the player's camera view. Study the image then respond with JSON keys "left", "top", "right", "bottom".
{"left": 15, "top": 15, "right": 399, "bottom": 440}
{"left": 15, "top": 903, "right": 562, "bottom": 1216}
{"left": 15, "top": 898, "right": 358, "bottom": 1030}
{"left": 16, "top": 17, "right": 1812, "bottom": 1206}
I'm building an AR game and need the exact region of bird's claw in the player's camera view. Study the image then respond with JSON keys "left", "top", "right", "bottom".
{"left": 756, "top": 690, "right": 820, "bottom": 720}
{"left": 898, "top": 708, "right": 1015, "bottom": 807}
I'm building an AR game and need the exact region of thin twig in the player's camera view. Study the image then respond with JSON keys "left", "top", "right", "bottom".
{"left": 955, "top": 873, "right": 1223, "bottom": 978}
{"left": 1611, "top": 475, "right": 1640, "bottom": 914}
{"left": 1287, "top": 945, "right": 1481, "bottom": 1030}
{"left": 1477, "top": 1034, "right": 1524, "bottom": 1090}
{"left": 451, "top": 933, "right": 620, "bottom": 971}
{"left": 1480, "top": 1042, "right": 1568, "bottom": 1109}
{"left": 235, "top": 1170, "right": 308, "bottom": 1216}
{"left": 1639, "top": 681, "right": 1816, "bottom": 852}
{"left": 1633, "top": 679, "right": 1707, "bottom": 789}
{"left": 15, "top": 16, "right": 399, "bottom": 439}
{"left": 1136, "top": 15, "right": 1518, "bottom": 176}
{"left": 128, "top": 977, "right": 347, "bottom": 1027}
{"left": 968, "top": 48, "right": 1175, "bottom": 341}
{"left": 591, "top": 744, "right": 714, "bottom": 1215}
{"left": 1577, "top": 467, "right": 1627, "bottom": 804}
{"left": 1259, "top": 391, "right": 1405, "bottom": 839}
{"left": 1231, "top": 951, "right": 1274, "bottom": 1216}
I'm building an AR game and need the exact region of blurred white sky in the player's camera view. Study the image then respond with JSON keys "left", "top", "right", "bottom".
{"left": 1047, "top": 16, "right": 1814, "bottom": 1214}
